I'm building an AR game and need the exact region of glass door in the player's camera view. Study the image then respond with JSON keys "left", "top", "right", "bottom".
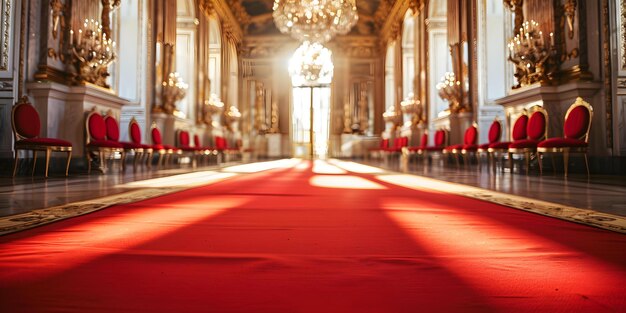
{"left": 291, "top": 86, "right": 331, "bottom": 159}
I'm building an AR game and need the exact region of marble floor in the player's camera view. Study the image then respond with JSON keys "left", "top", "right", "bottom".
{"left": 1, "top": 157, "right": 625, "bottom": 228}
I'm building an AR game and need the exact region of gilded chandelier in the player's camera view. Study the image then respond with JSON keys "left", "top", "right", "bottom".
{"left": 400, "top": 92, "right": 423, "bottom": 126}
{"left": 507, "top": 20, "right": 557, "bottom": 87}
{"left": 69, "top": 19, "right": 116, "bottom": 88}
{"left": 436, "top": 72, "right": 468, "bottom": 113}
{"left": 272, "top": 0, "right": 358, "bottom": 43}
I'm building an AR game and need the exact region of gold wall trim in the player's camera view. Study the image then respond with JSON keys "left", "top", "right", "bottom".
{"left": 1, "top": 0, "right": 11, "bottom": 71}
{"left": 621, "top": 0, "right": 626, "bottom": 69}
{"left": 604, "top": 0, "right": 613, "bottom": 149}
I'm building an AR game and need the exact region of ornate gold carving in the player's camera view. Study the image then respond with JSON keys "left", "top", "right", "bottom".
{"left": 603, "top": 0, "right": 613, "bottom": 148}
{"left": 1, "top": 0, "right": 11, "bottom": 70}
{"left": 564, "top": 0, "right": 577, "bottom": 39}
{"left": 504, "top": 0, "right": 524, "bottom": 36}
{"left": 50, "top": 0, "right": 63, "bottom": 39}
{"left": 101, "top": 0, "right": 121, "bottom": 38}
{"left": 621, "top": 0, "right": 626, "bottom": 69}
{"left": 225, "top": 0, "right": 250, "bottom": 32}
{"left": 18, "top": 0, "right": 25, "bottom": 95}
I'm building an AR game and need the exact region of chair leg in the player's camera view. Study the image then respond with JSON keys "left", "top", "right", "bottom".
{"left": 32, "top": 150, "right": 38, "bottom": 176}
{"left": 12, "top": 149, "right": 19, "bottom": 177}
{"left": 121, "top": 151, "right": 127, "bottom": 171}
{"left": 99, "top": 150, "right": 106, "bottom": 173}
{"left": 583, "top": 153, "right": 590, "bottom": 177}
{"left": 508, "top": 152, "right": 513, "bottom": 173}
{"left": 44, "top": 148, "right": 51, "bottom": 178}
{"left": 563, "top": 150, "right": 570, "bottom": 178}
{"left": 538, "top": 152, "right": 543, "bottom": 175}
{"left": 524, "top": 151, "right": 530, "bottom": 175}
{"left": 65, "top": 151, "right": 71, "bottom": 176}
{"left": 133, "top": 152, "right": 140, "bottom": 170}
{"left": 87, "top": 150, "right": 92, "bottom": 174}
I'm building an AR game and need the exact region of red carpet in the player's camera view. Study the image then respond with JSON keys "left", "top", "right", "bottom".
{"left": 1, "top": 160, "right": 625, "bottom": 312}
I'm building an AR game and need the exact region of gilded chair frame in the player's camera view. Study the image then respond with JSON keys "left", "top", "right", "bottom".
{"left": 477, "top": 117, "right": 502, "bottom": 169}
{"left": 459, "top": 122, "right": 480, "bottom": 166}
{"left": 488, "top": 110, "right": 528, "bottom": 171}
{"left": 150, "top": 122, "right": 179, "bottom": 166}
{"left": 508, "top": 105, "right": 549, "bottom": 174}
{"left": 128, "top": 117, "right": 154, "bottom": 167}
{"left": 537, "top": 97, "right": 593, "bottom": 177}
{"left": 85, "top": 109, "right": 125, "bottom": 174}
{"left": 403, "top": 131, "right": 429, "bottom": 165}
{"left": 423, "top": 129, "right": 449, "bottom": 165}
{"left": 11, "top": 97, "right": 72, "bottom": 177}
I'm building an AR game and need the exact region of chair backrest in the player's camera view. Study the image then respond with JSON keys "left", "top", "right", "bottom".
{"left": 129, "top": 118, "right": 142, "bottom": 144}
{"left": 463, "top": 125, "right": 478, "bottom": 145}
{"left": 178, "top": 130, "right": 190, "bottom": 147}
{"left": 380, "top": 138, "right": 389, "bottom": 149}
{"left": 104, "top": 115, "right": 120, "bottom": 142}
{"left": 86, "top": 110, "right": 107, "bottom": 143}
{"left": 215, "top": 136, "right": 227, "bottom": 149}
{"left": 420, "top": 132, "right": 428, "bottom": 148}
{"left": 11, "top": 96, "right": 41, "bottom": 140}
{"left": 151, "top": 123, "right": 163, "bottom": 145}
{"left": 511, "top": 112, "right": 529, "bottom": 141}
{"left": 194, "top": 134, "right": 201, "bottom": 147}
{"left": 434, "top": 129, "right": 447, "bottom": 147}
{"left": 488, "top": 119, "right": 502, "bottom": 144}
{"left": 564, "top": 97, "right": 593, "bottom": 142}
{"left": 527, "top": 106, "right": 548, "bottom": 141}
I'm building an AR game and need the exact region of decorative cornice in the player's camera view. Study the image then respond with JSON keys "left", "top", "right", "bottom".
{"left": 378, "top": 0, "right": 423, "bottom": 46}
{"left": 208, "top": 0, "right": 245, "bottom": 44}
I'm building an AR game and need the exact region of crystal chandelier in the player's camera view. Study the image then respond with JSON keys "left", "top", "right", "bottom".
{"left": 272, "top": 0, "right": 358, "bottom": 43}
{"left": 289, "top": 42, "right": 334, "bottom": 87}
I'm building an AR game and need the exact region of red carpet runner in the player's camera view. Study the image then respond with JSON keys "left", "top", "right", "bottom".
{"left": 1, "top": 160, "right": 625, "bottom": 312}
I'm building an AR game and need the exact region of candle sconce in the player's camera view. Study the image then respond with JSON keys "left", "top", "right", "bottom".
{"left": 68, "top": 19, "right": 116, "bottom": 88}
{"left": 436, "top": 71, "right": 469, "bottom": 113}
{"left": 203, "top": 93, "right": 224, "bottom": 126}
{"left": 507, "top": 20, "right": 558, "bottom": 88}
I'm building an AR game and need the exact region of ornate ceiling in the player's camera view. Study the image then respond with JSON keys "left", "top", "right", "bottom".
{"left": 238, "top": 0, "right": 389, "bottom": 36}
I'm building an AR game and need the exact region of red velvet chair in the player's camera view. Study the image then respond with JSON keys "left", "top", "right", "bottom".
{"left": 105, "top": 115, "right": 151, "bottom": 170}
{"left": 443, "top": 124, "right": 478, "bottom": 166}
{"left": 384, "top": 136, "right": 409, "bottom": 163}
{"left": 127, "top": 118, "right": 154, "bottom": 167}
{"left": 177, "top": 130, "right": 203, "bottom": 167}
{"left": 422, "top": 129, "right": 448, "bottom": 164}
{"left": 214, "top": 136, "right": 241, "bottom": 162}
{"left": 150, "top": 123, "right": 181, "bottom": 166}
{"left": 508, "top": 106, "right": 548, "bottom": 174}
{"left": 488, "top": 112, "right": 528, "bottom": 170}
{"left": 11, "top": 96, "right": 72, "bottom": 177}
{"left": 368, "top": 138, "right": 389, "bottom": 160}
{"left": 537, "top": 97, "right": 593, "bottom": 177}
{"left": 477, "top": 118, "right": 502, "bottom": 167}
{"left": 405, "top": 132, "right": 429, "bottom": 164}
{"left": 85, "top": 109, "right": 125, "bottom": 173}
{"left": 194, "top": 134, "right": 217, "bottom": 164}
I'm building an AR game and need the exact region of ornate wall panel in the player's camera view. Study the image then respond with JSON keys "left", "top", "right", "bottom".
{"left": 0, "top": 0, "right": 14, "bottom": 76}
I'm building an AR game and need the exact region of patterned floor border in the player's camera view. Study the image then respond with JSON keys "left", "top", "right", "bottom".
{"left": 0, "top": 187, "right": 188, "bottom": 236}
{"left": 369, "top": 170, "right": 626, "bottom": 234}
{"left": 2, "top": 160, "right": 625, "bottom": 236}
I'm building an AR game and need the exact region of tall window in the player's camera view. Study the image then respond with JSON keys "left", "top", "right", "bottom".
{"left": 114, "top": 0, "right": 143, "bottom": 103}
{"left": 385, "top": 42, "right": 396, "bottom": 111}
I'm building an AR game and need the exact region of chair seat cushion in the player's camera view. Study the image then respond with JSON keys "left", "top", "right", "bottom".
{"left": 478, "top": 143, "right": 491, "bottom": 150}
{"left": 16, "top": 137, "right": 72, "bottom": 147}
{"left": 508, "top": 139, "right": 540, "bottom": 149}
{"left": 488, "top": 141, "right": 512, "bottom": 150}
{"left": 538, "top": 137, "right": 588, "bottom": 148}
{"left": 462, "top": 144, "right": 478, "bottom": 151}
{"left": 407, "top": 146, "right": 423, "bottom": 152}
{"left": 180, "top": 146, "right": 202, "bottom": 152}
{"left": 153, "top": 144, "right": 178, "bottom": 150}
{"left": 88, "top": 140, "right": 124, "bottom": 148}
{"left": 423, "top": 146, "right": 444, "bottom": 151}
{"left": 120, "top": 141, "right": 145, "bottom": 150}
{"left": 445, "top": 144, "right": 463, "bottom": 151}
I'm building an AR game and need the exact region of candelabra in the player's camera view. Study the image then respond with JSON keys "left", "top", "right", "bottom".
{"left": 225, "top": 106, "right": 242, "bottom": 131}
{"left": 382, "top": 105, "right": 402, "bottom": 127}
{"left": 400, "top": 92, "right": 423, "bottom": 126}
{"left": 203, "top": 93, "right": 224, "bottom": 126}
{"left": 436, "top": 72, "right": 468, "bottom": 113}
{"left": 69, "top": 19, "right": 116, "bottom": 88}
{"left": 507, "top": 20, "right": 557, "bottom": 87}
{"left": 161, "top": 72, "right": 188, "bottom": 114}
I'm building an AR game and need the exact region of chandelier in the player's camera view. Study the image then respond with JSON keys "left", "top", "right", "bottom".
{"left": 289, "top": 42, "right": 334, "bottom": 87}
{"left": 272, "top": 0, "right": 358, "bottom": 43}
